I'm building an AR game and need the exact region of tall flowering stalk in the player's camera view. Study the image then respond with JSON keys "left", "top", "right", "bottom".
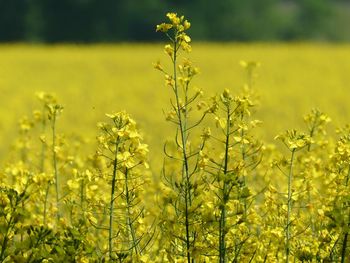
{"left": 156, "top": 13, "right": 210, "bottom": 262}
{"left": 324, "top": 126, "right": 350, "bottom": 261}
{"left": 96, "top": 111, "right": 150, "bottom": 261}
{"left": 47, "top": 103, "right": 64, "bottom": 222}
{"left": 35, "top": 92, "right": 57, "bottom": 225}
{"left": 275, "top": 130, "right": 311, "bottom": 262}
{"left": 199, "top": 88, "right": 262, "bottom": 262}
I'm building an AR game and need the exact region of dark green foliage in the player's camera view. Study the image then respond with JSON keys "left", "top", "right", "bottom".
{"left": 0, "top": 0, "right": 27, "bottom": 41}
{"left": 0, "top": 0, "right": 347, "bottom": 42}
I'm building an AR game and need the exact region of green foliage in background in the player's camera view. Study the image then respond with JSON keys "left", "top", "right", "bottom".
{"left": 1, "top": 0, "right": 349, "bottom": 42}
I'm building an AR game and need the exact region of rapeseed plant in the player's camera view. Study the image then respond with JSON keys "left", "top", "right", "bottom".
{"left": 156, "top": 13, "right": 209, "bottom": 263}
{"left": 95, "top": 111, "right": 151, "bottom": 261}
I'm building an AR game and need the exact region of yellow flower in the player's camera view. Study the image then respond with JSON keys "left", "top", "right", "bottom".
{"left": 156, "top": 23, "right": 173, "bottom": 32}
{"left": 240, "top": 60, "right": 261, "bottom": 69}
{"left": 164, "top": 44, "right": 174, "bottom": 57}
{"left": 136, "top": 143, "right": 149, "bottom": 156}
{"left": 275, "top": 129, "right": 311, "bottom": 151}
{"left": 153, "top": 60, "right": 163, "bottom": 71}
{"left": 67, "top": 179, "right": 80, "bottom": 190}
{"left": 183, "top": 20, "right": 191, "bottom": 30}
{"left": 180, "top": 41, "right": 192, "bottom": 52}
{"left": 215, "top": 117, "right": 226, "bottom": 129}
{"left": 166, "top": 12, "right": 180, "bottom": 25}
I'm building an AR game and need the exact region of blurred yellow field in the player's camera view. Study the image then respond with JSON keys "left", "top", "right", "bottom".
{"left": 1, "top": 44, "right": 350, "bottom": 163}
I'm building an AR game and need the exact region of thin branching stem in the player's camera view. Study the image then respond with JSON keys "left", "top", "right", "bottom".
{"left": 109, "top": 138, "right": 119, "bottom": 260}
{"left": 125, "top": 168, "right": 140, "bottom": 256}
{"left": 172, "top": 32, "right": 193, "bottom": 263}
{"left": 286, "top": 149, "right": 296, "bottom": 263}
{"left": 219, "top": 103, "right": 231, "bottom": 263}
{"left": 52, "top": 112, "right": 60, "bottom": 222}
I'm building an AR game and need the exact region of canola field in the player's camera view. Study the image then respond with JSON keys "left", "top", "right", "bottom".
{"left": 2, "top": 13, "right": 350, "bottom": 262}
{"left": 1, "top": 43, "right": 350, "bottom": 163}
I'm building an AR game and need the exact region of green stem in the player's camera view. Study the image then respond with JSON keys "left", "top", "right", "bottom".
{"left": 125, "top": 168, "right": 139, "bottom": 255}
{"left": 109, "top": 139, "right": 119, "bottom": 260}
{"left": 240, "top": 114, "right": 247, "bottom": 218}
{"left": 172, "top": 39, "right": 192, "bottom": 263}
{"left": 43, "top": 184, "right": 50, "bottom": 225}
{"left": 0, "top": 222, "right": 11, "bottom": 261}
{"left": 0, "top": 194, "right": 21, "bottom": 261}
{"left": 52, "top": 113, "right": 60, "bottom": 222}
{"left": 306, "top": 115, "right": 318, "bottom": 234}
{"left": 80, "top": 178, "right": 85, "bottom": 210}
{"left": 219, "top": 104, "right": 231, "bottom": 263}
{"left": 307, "top": 110, "right": 319, "bottom": 152}
{"left": 341, "top": 233, "right": 348, "bottom": 263}
{"left": 40, "top": 106, "right": 49, "bottom": 225}
{"left": 286, "top": 149, "right": 295, "bottom": 263}
{"left": 40, "top": 106, "right": 47, "bottom": 173}
{"left": 341, "top": 165, "right": 350, "bottom": 262}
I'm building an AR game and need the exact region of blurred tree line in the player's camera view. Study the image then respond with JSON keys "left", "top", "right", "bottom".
{"left": 0, "top": 0, "right": 348, "bottom": 43}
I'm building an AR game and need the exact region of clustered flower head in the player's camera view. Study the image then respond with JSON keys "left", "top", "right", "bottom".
{"left": 275, "top": 129, "right": 312, "bottom": 151}
{"left": 97, "top": 111, "right": 149, "bottom": 169}
{"left": 47, "top": 103, "right": 64, "bottom": 121}
{"left": 156, "top": 13, "right": 191, "bottom": 33}
{"left": 304, "top": 108, "right": 331, "bottom": 136}
{"left": 240, "top": 60, "right": 261, "bottom": 71}
{"left": 18, "top": 117, "right": 33, "bottom": 133}
{"left": 36, "top": 91, "right": 57, "bottom": 105}
{"left": 156, "top": 13, "right": 192, "bottom": 53}
{"left": 331, "top": 132, "right": 350, "bottom": 165}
